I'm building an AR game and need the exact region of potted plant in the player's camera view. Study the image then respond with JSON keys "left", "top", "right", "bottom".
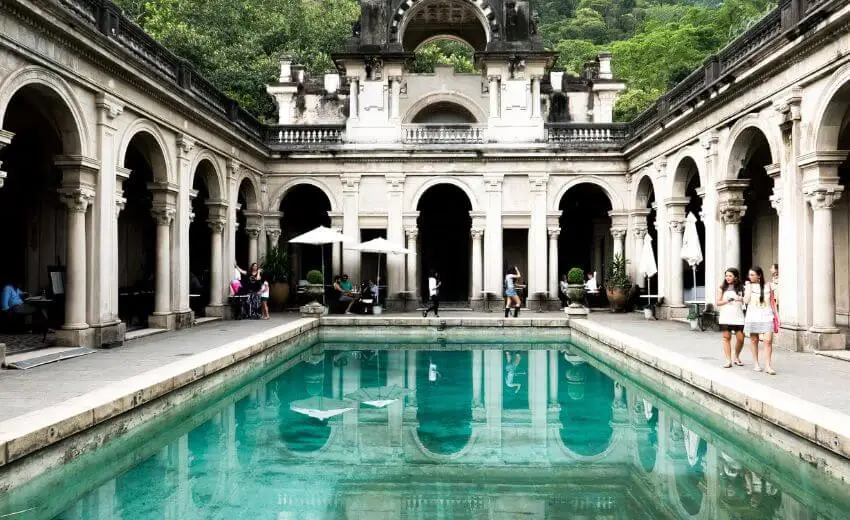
{"left": 306, "top": 269, "right": 325, "bottom": 301}
{"left": 605, "top": 254, "right": 632, "bottom": 312}
{"left": 566, "top": 267, "right": 585, "bottom": 307}
{"left": 261, "top": 246, "right": 290, "bottom": 308}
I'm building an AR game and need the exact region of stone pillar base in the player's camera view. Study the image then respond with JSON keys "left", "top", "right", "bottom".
{"left": 384, "top": 297, "right": 404, "bottom": 312}
{"left": 660, "top": 304, "right": 688, "bottom": 320}
{"left": 774, "top": 324, "right": 809, "bottom": 352}
{"left": 807, "top": 329, "right": 847, "bottom": 351}
{"left": 470, "top": 298, "right": 484, "bottom": 311}
{"left": 205, "top": 304, "right": 228, "bottom": 318}
{"left": 88, "top": 321, "right": 126, "bottom": 348}
{"left": 565, "top": 306, "right": 589, "bottom": 319}
{"left": 148, "top": 313, "right": 175, "bottom": 329}
{"left": 56, "top": 327, "right": 95, "bottom": 348}
{"left": 174, "top": 310, "right": 193, "bottom": 329}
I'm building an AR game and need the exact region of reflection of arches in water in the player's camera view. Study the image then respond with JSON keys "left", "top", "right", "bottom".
{"left": 415, "top": 350, "right": 472, "bottom": 454}
{"left": 637, "top": 400, "right": 659, "bottom": 473}
{"left": 673, "top": 425, "right": 708, "bottom": 516}
{"left": 274, "top": 356, "right": 334, "bottom": 453}
{"left": 718, "top": 454, "right": 783, "bottom": 519}
{"left": 557, "top": 356, "right": 614, "bottom": 456}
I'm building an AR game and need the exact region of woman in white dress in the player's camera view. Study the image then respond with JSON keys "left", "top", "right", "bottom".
{"left": 716, "top": 268, "right": 745, "bottom": 368}
{"left": 744, "top": 266, "right": 777, "bottom": 375}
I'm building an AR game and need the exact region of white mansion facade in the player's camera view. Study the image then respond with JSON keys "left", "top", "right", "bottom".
{"left": 1, "top": 0, "right": 850, "bottom": 351}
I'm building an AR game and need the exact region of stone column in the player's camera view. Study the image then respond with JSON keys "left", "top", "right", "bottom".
{"left": 547, "top": 227, "right": 559, "bottom": 303}
{"left": 484, "top": 349, "right": 503, "bottom": 448}
{"left": 548, "top": 350, "right": 559, "bottom": 405}
{"left": 665, "top": 198, "right": 688, "bottom": 308}
{"left": 58, "top": 187, "right": 95, "bottom": 339}
{"left": 630, "top": 208, "right": 650, "bottom": 282}
{"left": 390, "top": 76, "right": 402, "bottom": 120}
{"left": 805, "top": 183, "right": 845, "bottom": 349}
{"left": 529, "top": 175, "right": 549, "bottom": 303}
{"left": 348, "top": 77, "right": 359, "bottom": 120}
{"left": 207, "top": 219, "right": 225, "bottom": 307}
{"left": 471, "top": 227, "right": 484, "bottom": 303}
{"left": 472, "top": 349, "right": 483, "bottom": 407}
{"left": 386, "top": 175, "right": 405, "bottom": 305}
{"left": 173, "top": 135, "right": 195, "bottom": 323}
{"left": 0, "top": 129, "right": 13, "bottom": 187}
{"left": 406, "top": 350, "right": 417, "bottom": 407}
{"left": 484, "top": 175, "right": 504, "bottom": 294}
{"left": 89, "top": 94, "right": 124, "bottom": 344}
{"left": 488, "top": 75, "right": 500, "bottom": 118}
{"left": 405, "top": 227, "right": 418, "bottom": 294}
{"left": 716, "top": 180, "right": 748, "bottom": 271}
{"left": 341, "top": 175, "right": 361, "bottom": 278}
{"left": 611, "top": 228, "right": 626, "bottom": 258}
{"left": 244, "top": 221, "right": 261, "bottom": 264}
{"left": 266, "top": 227, "right": 281, "bottom": 253}
{"left": 150, "top": 204, "right": 176, "bottom": 329}
{"left": 528, "top": 350, "right": 547, "bottom": 446}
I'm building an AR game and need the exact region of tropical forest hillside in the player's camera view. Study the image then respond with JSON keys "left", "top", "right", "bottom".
{"left": 113, "top": 0, "right": 776, "bottom": 122}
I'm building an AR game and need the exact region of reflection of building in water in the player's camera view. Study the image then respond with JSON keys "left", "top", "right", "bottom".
{"left": 54, "top": 347, "right": 849, "bottom": 520}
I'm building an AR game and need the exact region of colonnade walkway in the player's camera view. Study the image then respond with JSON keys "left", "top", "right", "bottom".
{"left": 1, "top": 311, "right": 849, "bottom": 424}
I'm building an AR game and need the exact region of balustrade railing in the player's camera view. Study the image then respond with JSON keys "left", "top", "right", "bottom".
{"left": 402, "top": 124, "right": 487, "bottom": 144}
{"left": 545, "top": 124, "right": 631, "bottom": 147}
{"left": 267, "top": 125, "right": 346, "bottom": 146}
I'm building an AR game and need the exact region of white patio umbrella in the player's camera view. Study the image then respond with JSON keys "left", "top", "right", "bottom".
{"left": 290, "top": 396, "right": 355, "bottom": 421}
{"left": 289, "top": 226, "right": 355, "bottom": 304}
{"left": 345, "top": 237, "right": 413, "bottom": 305}
{"left": 680, "top": 212, "right": 704, "bottom": 294}
{"left": 638, "top": 234, "right": 658, "bottom": 294}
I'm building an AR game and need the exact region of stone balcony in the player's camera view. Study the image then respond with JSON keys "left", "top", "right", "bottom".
{"left": 402, "top": 124, "right": 488, "bottom": 144}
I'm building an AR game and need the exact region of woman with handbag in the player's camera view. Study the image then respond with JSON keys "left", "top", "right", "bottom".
{"left": 716, "top": 268, "right": 745, "bottom": 368}
{"left": 743, "top": 266, "right": 777, "bottom": 375}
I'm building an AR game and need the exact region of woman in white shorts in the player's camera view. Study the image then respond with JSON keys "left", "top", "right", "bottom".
{"left": 744, "top": 266, "right": 777, "bottom": 375}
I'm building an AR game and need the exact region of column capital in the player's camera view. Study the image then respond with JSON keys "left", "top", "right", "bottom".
{"left": 341, "top": 174, "right": 361, "bottom": 193}
{"left": 804, "top": 183, "right": 844, "bottom": 210}
{"left": 244, "top": 226, "right": 262, "bottom": 239}
{"left": 386, "top": 174, "right": 405, "bottom": 192}
{"left": 207, "top": 218, "right": 226, "bottom": 234}
{"left": 0, "top": 129, "right": 14, "bottom": 149}
{"left": 633, "top": 226, "right": 648, "bottom": 240}
{"left": 405, "top": 227, "right": 418, "bottom": 240}
{"left": 484, "top": 175, "right": 504, "bottom": 192}
{"left": 547, "top": 226, "right": 560, "bottom": 239}
{"left": 699, "top": 132, "right": 719, "bottom": 158}
{"left": 151, "top": 206, "right": 176, "bottom": 226}
{"left": 471, "top": 228, "right": 484, "bottom": 240}
{"left": 668, "top": 219, "right": 686, "bottom": 233}
{"left": 266, "top": 228, "right": 282, "bottom": 241}
{"left": 115, "top": 196, "right": 126, "bottom": 218}
{"left": 529, "top": 175, "right": 549, "bottom": 192}
{"left": 226, "top": 158, "right": 242, "bottom": 180}
{"left": 59, "top": 187, "right": 95, "bottom": 213}
{"left": 719, "top": 202, "right": 747, "bottom": 224}
{"left": 487, "top": 75, "right": 501, "bottom": 82}
{"left": 611, "top": 227, "right": 627, "bottom": 240}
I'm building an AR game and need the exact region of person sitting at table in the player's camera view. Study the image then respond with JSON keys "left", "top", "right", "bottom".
{"left": 338, "top": 273, "right": 357, "bottom": 314}
{"left": 584, "top": 271, "right": 599, "bottom": 293}
{"left": 1, "top": 279, "right": 47, "bottom": 331}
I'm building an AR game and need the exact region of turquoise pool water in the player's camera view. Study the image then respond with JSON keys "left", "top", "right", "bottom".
{"left": 3, "top": 336, "right": 850, "bottom": 519}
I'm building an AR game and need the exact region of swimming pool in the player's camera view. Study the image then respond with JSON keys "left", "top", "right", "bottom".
{"left": 3, "top": 333, "right": 850, "bottom": 519}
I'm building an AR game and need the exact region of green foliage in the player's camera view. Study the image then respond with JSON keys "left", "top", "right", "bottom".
{"left": 410, "top": 40, "right": 476, "bottom": 73}
{"left": 605, "top": 254, "right": 632, "bottom": 290}
{"left": 306, "top": 270, "right": 324, "bottom": 284}
{"left": 261, "top": 246, "right": 289, "bottom": 283}
{"left": 112, "top": 0, "right": 359, "bottom": 121}
{"left": 567, "top": 268, "right": 585, "bottom": 284}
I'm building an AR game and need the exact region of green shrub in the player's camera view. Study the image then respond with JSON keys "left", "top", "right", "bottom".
{"left": 261, "top": 246, "right": 289, "bottom": 283}
{"left": 605, "top": 254, "right": 632, "bottom": 290}
{"left": 306, "top": 270, "right": 324, "bottom": 284}
{"left": 567, "top": 267, "right": 585, "bottom": 284}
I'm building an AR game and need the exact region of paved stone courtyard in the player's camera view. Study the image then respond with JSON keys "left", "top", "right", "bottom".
{"left": 1, "top": 311, "right": 849, "bottom": 423}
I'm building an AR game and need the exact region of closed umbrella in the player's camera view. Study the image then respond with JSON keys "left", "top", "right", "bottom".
{"left": 680, "top": 212, "right": 704, "bottom": 294}
{"left": 289, "top": 226, "right": 355, "bottom": 304}
{"left": 345, "top": 237, "right": 413, "bottom": 305}
{"left": 638, "top": 234, "right": 658, "bottom": 292}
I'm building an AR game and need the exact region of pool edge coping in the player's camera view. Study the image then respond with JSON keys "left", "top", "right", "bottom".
{"left": 570, "top": 318, "right": 850, "bottom": 461}
{"left": 0, "top": 318, "right": 320, "bottom": 467}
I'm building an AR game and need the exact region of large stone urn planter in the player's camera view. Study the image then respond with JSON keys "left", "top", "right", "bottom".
{"left": 299, "top": 283, "right": 326, "bottom": 317}
{"left": 565, "top": 283, "right": 589, "bottom": 318}
{"left": 269, "top": 282, "right": 289, "bottom": 309}
{"left": 606, "top": 286, "right": 629, "bottom": 312}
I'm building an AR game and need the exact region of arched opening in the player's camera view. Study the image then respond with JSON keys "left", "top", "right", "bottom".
{"left": 820, "top": 83, "right": 850, "bottom": 329}
{"left": 557, "top": 352, "right": 614, "bottom": 456}
{"left": 735, "top": 130, "right": 777, "bottom": 273}
{"left": 189, "top": 160, "right": 219, "bottom": 316}
{"left": 411, "top": 101, "right": 477, "bottom": 124}
{"left": 118, "top": 132, "right": 164, "bottom": 330}
{"left": 635, "top": 176, "right": 658, "bottom": 293}
{"left": 0, "top": 84, "right": 78, "bottom": 346}
{"left": 636, "top": 400, "right": 659, "bottom": 472}
{"left": 558, "top": 183, "right": 613, "bottom": 284}
{"left": 672, "top": 158, "right": 706, "bottom": 300}
{"left": 416, "top": 184, "right": 472, "bottom": 301}
{"left": 415, "top": 350, "right": 472, "bottom": 454}
{"left": 718, "top": 456, "right": 783, "bottom": 518}
{"left": 235, "top": 179, "right": 259, "bottom": 267}
{"left": 398, "top": 0, "right": 490, "bottom": 53}
{"left": 410, "top": 38, "right": 477, "bottom": 74}
{"left": 279, "top": 184, "right": 331, "bottom": 287}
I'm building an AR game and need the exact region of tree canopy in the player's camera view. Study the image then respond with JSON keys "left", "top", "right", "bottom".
{"left": 113, "top": 0, "right": 776, "bottom": 122}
